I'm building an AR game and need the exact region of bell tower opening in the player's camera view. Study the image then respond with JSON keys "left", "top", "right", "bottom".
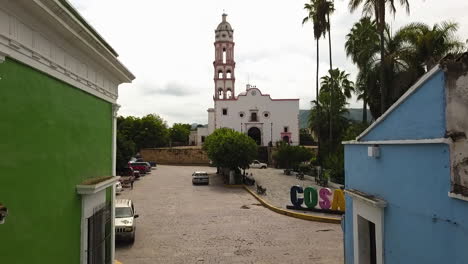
{"left": 222, "top": 48, "right": 227, "bottom": 64}
{"left": 213, "top": 13, "right": 235, "bottom": 100}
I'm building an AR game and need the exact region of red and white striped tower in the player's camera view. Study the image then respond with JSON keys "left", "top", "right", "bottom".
{"left": 213, "top": 13, "right": 235, "bottom": 100}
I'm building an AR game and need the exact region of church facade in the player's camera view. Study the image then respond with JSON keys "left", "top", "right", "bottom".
{"left": 197, "top": 14, "right": 299, "bottom": 146}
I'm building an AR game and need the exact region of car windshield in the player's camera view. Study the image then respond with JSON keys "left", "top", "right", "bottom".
{"left": 116, "top": 207, "right": 133, "bottom": 218}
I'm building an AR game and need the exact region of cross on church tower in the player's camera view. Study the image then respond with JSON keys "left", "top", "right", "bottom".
{"left": 213, "top": 13, "right": 235, "bottom": 100}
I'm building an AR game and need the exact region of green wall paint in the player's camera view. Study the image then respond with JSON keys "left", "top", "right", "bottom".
{"left": 0, "top": 58, "right": 113, "bottom": 264}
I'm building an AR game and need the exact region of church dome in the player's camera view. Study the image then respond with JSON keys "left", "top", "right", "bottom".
{"left": 215, "top": 14, "right": 234, "bottom": 42}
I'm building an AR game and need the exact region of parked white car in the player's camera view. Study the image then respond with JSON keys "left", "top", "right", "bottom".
{"left": 250, "top": 160, "right": 267, "bottom": 169}
{"left": 115, "top": 199, "right": 139, "bottom": 243}
{"left": 192, "top": 171, "right": 209, "bottom": 185}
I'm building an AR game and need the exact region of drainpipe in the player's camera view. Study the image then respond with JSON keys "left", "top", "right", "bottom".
{"left": 111, "top": 104, "right": 120, "bottom": 263}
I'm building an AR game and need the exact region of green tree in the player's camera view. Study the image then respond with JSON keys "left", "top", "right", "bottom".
{"left": 299, "top": 128, "right": 315, "bottom": 145}
{"left": 345, "top": 17, "right": 380, "bottom": 122}
{"left": 170, "top": 123, "right": 191, "bottom": 145}
{"left": 134, "top": 114, "right": 169, "bottom": 150}
{"left": 273, "top": 141, "right": 314, "bottom": 169}
{"left": 117, "top": 114, "right": 170, "bottom": 151}
{"left": 399, "top": 21, "right": 465, "bottom": 71}
{"left": 203, "top": 128, "right": 257, "bottom": 170}
{"left": 349, "top": 0, "right": 410, "bottom": 115}
{"left": 320, "top": 68, "right": 354, "bottom": 144}
{"left": 116, "top": 131, "right": 136, "bottom": 171}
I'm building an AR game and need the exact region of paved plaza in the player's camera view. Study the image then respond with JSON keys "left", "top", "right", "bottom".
{"left": 115, "top": 165, "right": 343, "bottom": 264}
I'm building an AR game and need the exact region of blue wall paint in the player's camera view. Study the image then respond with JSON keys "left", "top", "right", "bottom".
{"left": 344, "top": 196, "right": 354, "bottom": 262}
{"left": 361, "top": 71, "right": 446, "bottom": 141}
{"left": 344, "top": 144, "right": 468, "bottom": 264}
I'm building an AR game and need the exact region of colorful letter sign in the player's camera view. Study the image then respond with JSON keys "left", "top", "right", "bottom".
{"left": 290, "top": 186, "right": 345, "bottom": 212}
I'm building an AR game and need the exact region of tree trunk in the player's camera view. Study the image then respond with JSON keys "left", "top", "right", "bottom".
{"left": 316, "top": 38, "right": 321, "bottom": 165}
{"left": 327, "top": 14, "right": 333, "bottom": 143}
{"left": 378, "top": 0, "right": 386, "bottom": 116}
{"left": 362, "top": 98, "right": 368, "bottom": 123}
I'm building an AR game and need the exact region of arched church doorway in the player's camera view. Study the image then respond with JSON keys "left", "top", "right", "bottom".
{"left": 248, "top": 127, "right": 262, "bottom": 145}
{"left": 282, "top": 136, "right": 290, "bottom": 143}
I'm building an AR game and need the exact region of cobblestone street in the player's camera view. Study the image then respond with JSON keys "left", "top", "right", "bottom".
{"left": 115, "top": 165, "right": 343, "bottom": 264}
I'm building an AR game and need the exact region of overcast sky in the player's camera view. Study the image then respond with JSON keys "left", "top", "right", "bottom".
{"left": 70, "top": 0, "right": 468, "bottom": 125}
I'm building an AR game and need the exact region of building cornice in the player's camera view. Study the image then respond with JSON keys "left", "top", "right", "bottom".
{"left": 0, "top": 3, "right": 135, "bottom": 103}
{"left": 32, "top": 0, "right": 134, "bottom": 83}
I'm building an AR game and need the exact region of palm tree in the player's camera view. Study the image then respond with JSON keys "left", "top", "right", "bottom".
{"left": 399, "top": 21, "right": 465, "bottom": 71}
{"left": 321, "top": 69, "right": 355, "bottom": 99}
{"left": 345, "top": 17, "right": 379, "bottom": 122}
{"left": 303, "top": 0, "right": 327, "bottom": 162}
{"left": 317, "top": 68, "right": 354, "bottom": 145}
{"left": 348, "top": 0, "right": 410, "bottom": 116}
{"left": 305, "top": 0, "right": 335, "bottom": 141}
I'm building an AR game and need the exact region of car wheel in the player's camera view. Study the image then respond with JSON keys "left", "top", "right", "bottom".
{"left": 261, "top": 166, "right": 266, "bottom": 169}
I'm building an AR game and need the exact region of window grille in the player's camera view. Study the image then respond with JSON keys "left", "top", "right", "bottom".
{"left": 88, "top": 201, "right": 112, "bottom": 264}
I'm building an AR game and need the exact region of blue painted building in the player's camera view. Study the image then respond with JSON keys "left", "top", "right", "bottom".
{"left": 343, "top": 55, "right": 468, "bottom": 264}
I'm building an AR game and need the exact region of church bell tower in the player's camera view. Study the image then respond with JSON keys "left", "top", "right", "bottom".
{"left": 213, "top": 14, "right": 235, "bottom": 100}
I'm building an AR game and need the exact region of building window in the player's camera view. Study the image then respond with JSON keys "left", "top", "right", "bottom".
{"left": 239, "top": 112, "right": 245, "bottom": 118}
{"left": 218, "top": 88, "right": 224, "bottom": 99}
{"left": 222, "top": 48, "right": 227, "bottom": 63}
{"left": 226, "top": 89, "right": 232, "bottom": 99}
{"left": 263, "top": 112, "right": 270, "bottom": 118}
{"left": 201, "top": 136, "right": 206, "bottom": 143}
{"left": 250, "top": 112, "right": 258, "bottom": 122}
{"left": 218, "top": 70, "right": 223, "bottom": 79}
{"left": 222, "top": 108, "right": 228, "bottom": 115}
{"left": 226, "top": 70, "right": 232, "bottom": 79}
{"left": 284, "top": 127, "right": 288, "bottom": 133}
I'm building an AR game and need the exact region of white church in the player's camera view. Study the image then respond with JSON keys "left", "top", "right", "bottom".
{"left": 195, "top": 14, "right": 299, "bottom": 147}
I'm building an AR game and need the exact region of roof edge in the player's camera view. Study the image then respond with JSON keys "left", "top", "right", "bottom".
{"left": 355, "top": 65, "right": 442, "bottom": 141}
{"left": 57, "top": 0, "right": 118, "bottom": 57}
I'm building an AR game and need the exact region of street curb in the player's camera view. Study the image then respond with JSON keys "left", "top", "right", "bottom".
{"left": 242, "top": 186, "right": 341, "bottom": 224}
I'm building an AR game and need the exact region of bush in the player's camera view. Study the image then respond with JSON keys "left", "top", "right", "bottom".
{"left": 273, "top": 141, "right": 314, "bottom": 169}
{"left": 298, "top": 163, "right": 312, "bottom": 174}
{"left": 323, "top": 151, "right": 344, "bottom": 184}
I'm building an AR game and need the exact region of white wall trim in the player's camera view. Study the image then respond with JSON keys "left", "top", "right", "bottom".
{"left": 350, "top": 193, "right": 386, "bottom": 264}
{"left": 448, "top": 192, "right": 468, "bottom": 202}
{"left": 343, "top": 138, "right": 451, "bottom": 145}
{"left": 356, "top": 66, "right": 442, "bottom": 141}
{"left": 76, "top": 177, "right": 120, "bottom": 195}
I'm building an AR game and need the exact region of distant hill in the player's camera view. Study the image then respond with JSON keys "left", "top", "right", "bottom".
{"left": 299, "top": 108, "right": 373, "bottom": 129}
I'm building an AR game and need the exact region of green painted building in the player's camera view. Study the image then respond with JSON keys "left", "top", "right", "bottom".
{"left": 0, "top": 1, "right": 134, "bottom": 263}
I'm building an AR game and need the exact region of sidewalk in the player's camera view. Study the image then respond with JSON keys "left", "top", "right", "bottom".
{"left": 244, "top": 167, "right": 342, "bottom": 219}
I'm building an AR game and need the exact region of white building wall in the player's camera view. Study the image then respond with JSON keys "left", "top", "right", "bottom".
{"left": 196, "top": 127, "right": 209, "bottom": 146}
{"left": 208, "top": 108, "right": 215, "bottom": 134}
{"left": 212, "top": 87, "right": 299, "bottom": 146}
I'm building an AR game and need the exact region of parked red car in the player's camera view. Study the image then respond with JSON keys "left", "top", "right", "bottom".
{"left": 129, "top": 162, "right": 149, "bottom": 175}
